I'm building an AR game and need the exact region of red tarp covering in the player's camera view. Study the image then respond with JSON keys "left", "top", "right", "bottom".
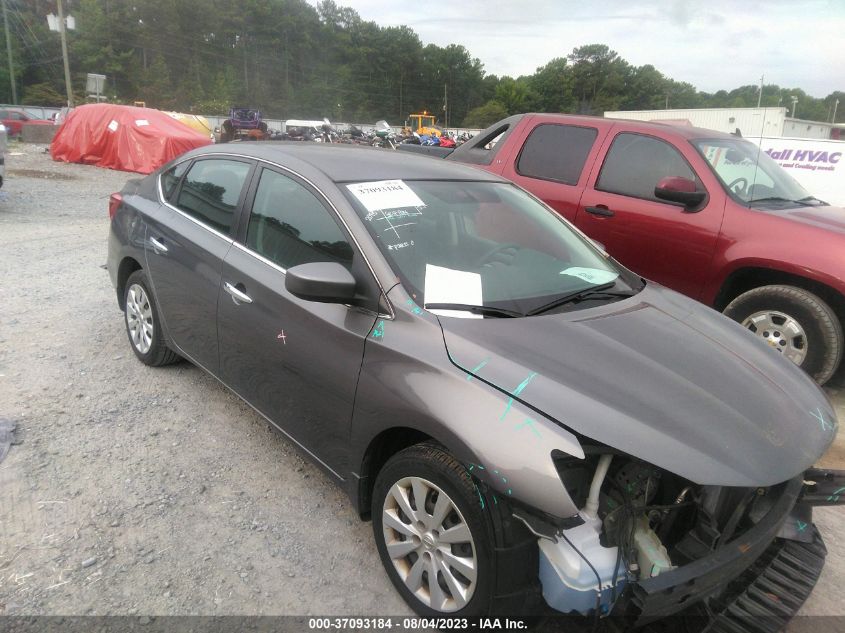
{"left": 50, "top": 103, "right": 212, "bottom": 174}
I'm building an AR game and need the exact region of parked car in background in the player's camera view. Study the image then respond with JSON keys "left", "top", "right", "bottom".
{"left": 0, "top": 122, "right": 6, "bottom": 187}
{"left": 107, "top": 144, "right": 842, "bottom": 626}
{"left": 0, "top": 108, "right": 52, "bottom": 137}
{"left": 404, "top": 114, "right": 845, "bottom": 384}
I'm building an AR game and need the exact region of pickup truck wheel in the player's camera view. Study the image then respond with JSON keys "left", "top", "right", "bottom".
{"left": 372, "top": 443, "right": 538, "bottom": 617}
{"left": 724, "top": 285, "right": 842, "bottom": 385}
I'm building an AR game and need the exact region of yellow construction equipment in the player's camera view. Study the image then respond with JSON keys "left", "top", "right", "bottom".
{"left": 407, "top": 111, "right": 441, "bottom": 137}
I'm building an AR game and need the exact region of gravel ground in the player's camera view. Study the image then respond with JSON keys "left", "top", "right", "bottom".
{"left": 0, "top": 145, "right": 843, "bottom": 620}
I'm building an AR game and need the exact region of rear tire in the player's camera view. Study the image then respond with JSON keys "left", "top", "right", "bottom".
{"left": 724, "top": 284, "right": 842, "bottom": 385}
{"left": 371, "top": 442, "right": 538, "bottom": 617}
{"left": 219, "top": 121, "right": 233, "bottom": 143}
{"left": 123, "top": 270, "right": 180, "bottom": 367}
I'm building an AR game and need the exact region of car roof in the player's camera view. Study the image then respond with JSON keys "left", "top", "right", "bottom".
{"left": 527, "top": 112, "right": 740, "bottom": 141}
{"left": 191, "top": 143, "right": 507, "bottom": 183}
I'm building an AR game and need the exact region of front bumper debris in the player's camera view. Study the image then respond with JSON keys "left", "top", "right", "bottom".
{"left": 800, "top": 468, "right": 845, "bottom": 506}
{"left": 703, "top": 524, "right": 826, "bottom": 633}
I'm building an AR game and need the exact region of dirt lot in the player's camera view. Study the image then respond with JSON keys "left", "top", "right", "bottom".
{"left": 0, "top": 146, "right": 844, "bottom": 620}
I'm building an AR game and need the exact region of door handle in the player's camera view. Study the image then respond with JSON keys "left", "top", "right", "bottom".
{"left": 585, "top": 205, "right": 615, "bottom": 218}
{"left": 224, "top": 282, "right": 253, "bottom": 305}
{"left": 149, "top": 236, "right": 169, "bottom": 254}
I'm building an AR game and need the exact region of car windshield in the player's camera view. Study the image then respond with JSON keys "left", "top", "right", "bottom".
{"left": 343, "top": 180, "right": 641, "bottom": 317}
{"left": 693, "top": 138, "right": 813, "bottom": 207}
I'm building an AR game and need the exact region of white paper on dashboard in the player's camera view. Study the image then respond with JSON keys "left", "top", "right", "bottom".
{"left": 424, "top": 264, "right": 483, "bottom": 319}
{"left": 346, "top": 180, "right": 426, "bottom": 212}
{"left": 559, "top": 267, "right": 619, "bottom": 285}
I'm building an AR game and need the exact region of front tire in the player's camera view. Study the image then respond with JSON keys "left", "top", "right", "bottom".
{"left": 724, "top": 284, "right": 842, "bottom": 385}
{"left": 123, "top": 270, "right": 180, "bottom": 367}
{"left": 372, "top": 443, "right": 537, "bottom": 617}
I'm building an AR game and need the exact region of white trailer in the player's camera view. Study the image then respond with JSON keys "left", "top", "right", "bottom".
{"left": 747, "top": 136, "right": 844, "bottom": 206}
{"left": 604, "top": 107, "right": 835, "bottom": 140}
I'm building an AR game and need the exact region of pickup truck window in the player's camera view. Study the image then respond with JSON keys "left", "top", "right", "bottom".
{"left": 693, "top": 138, "right": 810, "bottom": 207}
{"left": 596, "top": 133, "right": 697, "bottom": 203}
{"left": 516, "top": 124, "right": 597, "bottom": 185}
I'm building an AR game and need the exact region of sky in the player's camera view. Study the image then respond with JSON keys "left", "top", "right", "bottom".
{"left": 317, "top": 0, "right": 845, "bottom": 98}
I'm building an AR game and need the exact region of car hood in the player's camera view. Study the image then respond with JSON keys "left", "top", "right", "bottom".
{"left": 438, "top": 284, "right": 837, "bottom": 487}
{"left": 774, "top": 204, "right": 845, "bottom": 234}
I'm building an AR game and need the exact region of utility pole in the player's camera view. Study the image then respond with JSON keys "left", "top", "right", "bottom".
{"left": 443, "top": 83, "right": 448, "bottom": 128}
{"left": 242, "top": 35, "right": 248, "bottom": 99}
{"left": 57, "top": 0, "right": 73, "bottom": 106}
{"left": 665, "top": 94, "right": 669, "bottom": 109}
{"left": 832, "top": 98, "right": 840, "bottom": 124}
{"left": 2, "top": 0, "right": 15, "bottom": 104}
{"left": 757, "top": 74, "right": 764, "bottom": 108}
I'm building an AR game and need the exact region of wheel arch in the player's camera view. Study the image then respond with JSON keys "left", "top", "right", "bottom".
{"left": 356, "top": 426, "right": 437, "bottom": 520}
{"left": 714, "top": 266, "right": 845, "bottom": 324}
{"left": 116, "top": 256, "right": 143, "bottom": 310}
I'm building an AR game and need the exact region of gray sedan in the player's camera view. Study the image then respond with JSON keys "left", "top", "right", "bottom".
{"left": 107, "top": 143, "right": 843, "bottom": 624}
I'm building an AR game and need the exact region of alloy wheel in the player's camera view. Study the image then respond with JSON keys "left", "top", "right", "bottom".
{"left": 126, "top": 283, "right": 154, "bottom": 354}
{"left": 381, "top": 476, "right": 477, "bottom": 612}
{"left": 742, "top": 309, "right": 808, "bottom": 365}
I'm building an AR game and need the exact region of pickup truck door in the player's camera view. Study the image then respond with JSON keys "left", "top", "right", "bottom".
{"left": 500, "top": 120, "right": 609, "bottom": 223}
{"left": 575, "top": 130, "right": 725, "bottom": 300}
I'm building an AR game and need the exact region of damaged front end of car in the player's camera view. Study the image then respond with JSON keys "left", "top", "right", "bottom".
{"left": 514, "top": 448, "right": 845, "bottom": 629}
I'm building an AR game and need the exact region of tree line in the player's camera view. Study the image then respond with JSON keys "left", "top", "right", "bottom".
{"left": 5, "top": 0, "right": 843, "bottom": 128}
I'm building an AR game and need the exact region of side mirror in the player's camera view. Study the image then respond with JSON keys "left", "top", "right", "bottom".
{"left": 285, "top": 262, "right": 356, "bottom": 304}
{"left": 654, "top": 176, "right": 707, "bottom": 210}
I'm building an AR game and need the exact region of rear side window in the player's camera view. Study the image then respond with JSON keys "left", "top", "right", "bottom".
{"left": 596, "top": 133, "right": 697, "bottom": 202}
{"left": 246, "top": 169, "right": 353, "bottom": 270}
{"left": 175, "top": 159, "right": 250, "bottom": 235}
{"left": 161, "top": 161, "right": 190, "bottom": 202}
{"left": 517, "top": 124, "right": 598, "bottom": 185}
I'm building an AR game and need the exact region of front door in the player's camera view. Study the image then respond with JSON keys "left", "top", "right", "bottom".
{"left": 575, "top": 131, "right": 725, "bottom": 299}
{"left": 144, "top": 157, "right": 253, "bottom": 371}
{"left": 217, "top": 166, "right": 379, "bottom": 475}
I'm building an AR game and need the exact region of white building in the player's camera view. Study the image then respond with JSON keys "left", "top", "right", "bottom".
{"left": 603, "top": 107, "right": 836, "bottom": 139}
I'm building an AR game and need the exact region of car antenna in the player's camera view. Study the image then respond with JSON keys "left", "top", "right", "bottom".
{"left": 749, "top": 105, "right": 768, "bottom": 205}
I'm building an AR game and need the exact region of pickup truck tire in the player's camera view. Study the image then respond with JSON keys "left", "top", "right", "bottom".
{"left": 724, "top": 285, "right": 842, "bottom": 385}
{"left": 371, "top": 442, "right": 538, "bottom": 617}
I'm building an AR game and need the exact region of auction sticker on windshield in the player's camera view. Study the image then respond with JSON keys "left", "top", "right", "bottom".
{"left": 560, "top": 267, "right": 619, "bottom": 284}
{"left": 347, "top": 180, "right": 425, "bottom": 211}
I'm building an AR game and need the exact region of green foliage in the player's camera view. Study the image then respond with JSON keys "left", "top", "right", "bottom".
{"left": 22, "top": 82, "right": 65, "bottom": 106}
{"left": 1, "top": 2, "right": 842, "bottom": 126}
{"left": 463, "top": 101, "right": 509, "bottom": 128}
{"left": 494, "top": 78, "right": 532, "bottom": 115}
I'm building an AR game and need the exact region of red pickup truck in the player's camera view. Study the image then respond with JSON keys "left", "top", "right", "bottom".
{"left": 421, "top": 113, "right": 845, "bottom": 384}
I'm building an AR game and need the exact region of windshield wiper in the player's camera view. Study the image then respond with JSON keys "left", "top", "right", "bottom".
{"left": 798, "top": 195, "right": 829, "bottom": 206}
{"left": 749, "top": 196, "right": 813, "bottom": 207}
{"left": 526, "top": 282, "right": 634, "bottom": 316}
{"left": 424, "top": 303, "right": 524, "bottom": 318}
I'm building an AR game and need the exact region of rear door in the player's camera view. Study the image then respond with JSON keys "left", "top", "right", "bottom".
{"left": 144, "top": 156, "right": 254, "bottom": 371}
{"left": 500, "top": 120, "right": 609, "bottom": 222}
{"left": 575, "top": 130, "right": 724, "bottom": 299}
{"left": 217, "top": 165, "right": 380, "bottom": 475}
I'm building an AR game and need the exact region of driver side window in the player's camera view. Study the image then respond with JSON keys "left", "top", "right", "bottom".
{"left": 246, "top": 169, "right": 354, "bottom": 270}
{"left": 596, "top": 133, "right": 698, "bottom": 203}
